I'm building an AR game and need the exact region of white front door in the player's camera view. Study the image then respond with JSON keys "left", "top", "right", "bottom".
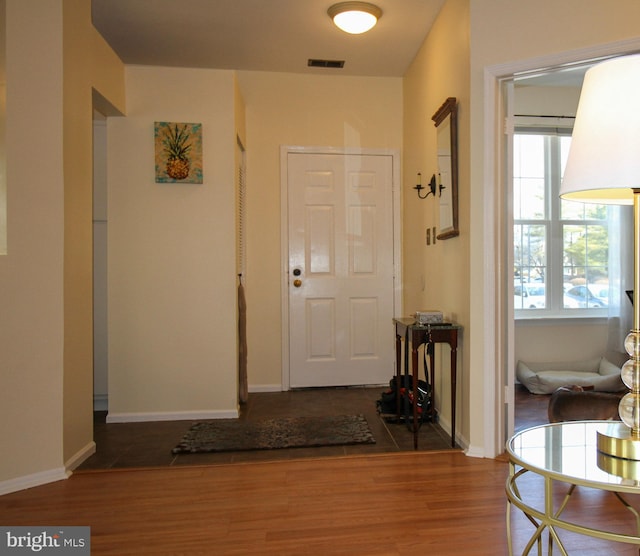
{"left": 285, "top": 150, "right": 396, "bottom": 388}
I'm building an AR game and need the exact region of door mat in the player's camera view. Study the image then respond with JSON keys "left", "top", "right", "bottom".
{"left": 171, "top": 414, "right": 375, "bottom": 454}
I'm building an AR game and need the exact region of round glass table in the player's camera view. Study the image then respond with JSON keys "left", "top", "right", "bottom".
{"left": 506, "top": 420, "right": 640, "bottom": 555}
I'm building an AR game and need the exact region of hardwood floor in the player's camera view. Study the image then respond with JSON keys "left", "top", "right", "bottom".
{"left": 0, "top": 452, "right": 511, "bottom": 555}
{"left": 4, "top": 388, "right": 636, "bottom": 554}
{"left": 514, "top": 383, "right": 549, "bottom": 431}
{"left": 3, "top": 449, "right": 639, "bottom": 555}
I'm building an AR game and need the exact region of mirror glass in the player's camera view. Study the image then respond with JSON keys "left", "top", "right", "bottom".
{"left": 432, "top": 97, "right": 459, "bottom": 240}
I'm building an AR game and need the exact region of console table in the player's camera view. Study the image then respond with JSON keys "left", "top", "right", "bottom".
{"left": 506, "top": 421, "right": 640, "bottom": 554}
{"left": 393, "top": 318, "right": 461, "bottom": 449}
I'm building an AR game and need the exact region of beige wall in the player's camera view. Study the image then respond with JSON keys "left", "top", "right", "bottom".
{"left": 235, "top": 71, "right": 402, "bottom": 389}
{"left": 470, "top": 0, "right": 640, "bottom": 69}
{"left": 0, "top": 0, "right": 66, "bottom": 487}
{"left": 402, "top": 0, "right": 640, "bottom": 456}
{"left": 402, "top": 0, "right": 471, "bottom": 446}
{"left": 62, "top": 0, "right": 126, "bottom": 466}
{"left": 0, "top": 0, "right": 125, "bottom": 491}
{"left": 107, "top": 65, "right": 238, "bottom": 420}
{"left": 107, "top": 70, "right": 401, "bottom": 415}
{"left": 515, "top": 321, "right": 609, "bottom": 364}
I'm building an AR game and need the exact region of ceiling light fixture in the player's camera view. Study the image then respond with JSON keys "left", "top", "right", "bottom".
{"left": 328, "top": 2, "right": 382, "bottom": 35}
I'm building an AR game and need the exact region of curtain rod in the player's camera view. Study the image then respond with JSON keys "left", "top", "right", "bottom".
{"left": 514, "top": 114, "right": 575, "bottom": 119}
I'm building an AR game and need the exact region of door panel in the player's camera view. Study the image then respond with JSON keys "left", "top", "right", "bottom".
{"left": 307, "top": 298, "right": 335, "bottom": 359}
{"left": 307, "top": 206, "right": 334, "bottom": 274}
{"left": 350, "top": 298, "right": 378, "bottom": 356}
{"left": 287, "top": 152, "right": 394, "bottom": 387}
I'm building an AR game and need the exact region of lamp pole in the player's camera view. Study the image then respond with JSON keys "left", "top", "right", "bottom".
{"left": 625, "top": 189, "right": 640, "bottom": 437}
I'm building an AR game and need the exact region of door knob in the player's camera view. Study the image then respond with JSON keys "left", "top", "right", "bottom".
{"left": 293, "top": 279, "right": 302, "bottom": 288}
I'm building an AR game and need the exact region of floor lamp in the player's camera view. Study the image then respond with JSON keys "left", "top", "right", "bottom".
{"left": 560, "top": 54, "right": 640, "bottom": 462}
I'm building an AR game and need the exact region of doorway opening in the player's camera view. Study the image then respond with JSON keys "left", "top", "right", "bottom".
{"left": 492, "top": 43, "right": 640, "bottom": 450}
{"left": 93, "top": 113, "right": 108, "bottom": 412}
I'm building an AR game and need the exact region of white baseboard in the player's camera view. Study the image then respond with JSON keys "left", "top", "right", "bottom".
{"left": 106, "top": 408, "right": 239, "bottom": 423}
{"left": 436, "top": 415, "right": 470, "bottom": 455}
{"left": 247, "top": 384, "right": 385, "bottom": 392}
{"left": 249, "top": 384, "right": 284, "bottom": 393}
{"left": 455, "top": 433, "right": 470, "bottom": 454}
{"left": 464, "top": 444, "right": 486, "bottom": 458}
{"left": 65, "top": 441, "right": 96, "bottom": 472}
{"left": 0, "top": 467, "right": 69, "bottom": 496}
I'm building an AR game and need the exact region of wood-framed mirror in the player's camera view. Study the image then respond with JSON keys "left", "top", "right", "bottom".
{"left": 432, "top": 97, "right": 459, "bottom": 240}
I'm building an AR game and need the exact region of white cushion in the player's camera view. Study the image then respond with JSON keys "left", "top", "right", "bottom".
{"left": 516, "top": 357, "right": 625, "bottom": 394}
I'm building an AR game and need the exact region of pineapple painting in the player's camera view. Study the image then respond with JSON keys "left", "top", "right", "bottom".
{"left": 154, "top": 122, "right": 203, "bottom": 183}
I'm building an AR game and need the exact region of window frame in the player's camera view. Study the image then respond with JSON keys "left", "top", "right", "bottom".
{"left": 513, "top": 125, "right": 611, "bottom": 320}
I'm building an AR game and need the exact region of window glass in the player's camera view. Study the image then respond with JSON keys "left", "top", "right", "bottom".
{"left": 514, "top": 223, "right": 546, "bottom": 285}
{"left": 513, "top": 135, "right": 545, "bottom": 220}
{"left": 514, "top": 132, "right": 612, "bottom": 317}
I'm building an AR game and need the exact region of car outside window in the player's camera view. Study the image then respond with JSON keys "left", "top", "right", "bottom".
{"left": 514, "top": 132, "right": 613, "bottom": 318}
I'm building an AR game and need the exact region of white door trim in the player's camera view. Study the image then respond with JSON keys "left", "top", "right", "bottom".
{"left": 280, "top": 146, "right": 402, "bottom": 390}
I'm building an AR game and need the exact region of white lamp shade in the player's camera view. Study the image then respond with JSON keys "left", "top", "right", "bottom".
{"left": 328, "top": 2, "right": 382, "bottom": 34}
{"left": 561, "top": 54, "right": 640, "bottom": 205}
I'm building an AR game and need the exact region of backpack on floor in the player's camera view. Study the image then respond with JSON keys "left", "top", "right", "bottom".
{"left": 376, "top": 374, "right": 431, "bottom": 423}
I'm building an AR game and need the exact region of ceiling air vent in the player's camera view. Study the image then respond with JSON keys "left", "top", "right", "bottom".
{"left": 308, "top": 58, "right": 345, "bottom": 69}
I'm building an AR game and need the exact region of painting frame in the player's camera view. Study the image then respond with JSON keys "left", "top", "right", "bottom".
{"left": 154, "top": 121, "right": 203, "bottom": 184}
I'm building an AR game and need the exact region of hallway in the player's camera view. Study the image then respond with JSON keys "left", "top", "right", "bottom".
{"left": 78, "top": 386, "right": 458, "bottom": 470}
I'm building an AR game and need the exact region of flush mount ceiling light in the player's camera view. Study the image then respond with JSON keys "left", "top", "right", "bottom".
{"left": 327, "top": 2, "right": 382, "bottom": 34}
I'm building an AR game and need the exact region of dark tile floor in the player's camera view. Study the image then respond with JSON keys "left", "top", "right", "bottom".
{"left": 77, "top": 386, "right": 460, "bottom": 471}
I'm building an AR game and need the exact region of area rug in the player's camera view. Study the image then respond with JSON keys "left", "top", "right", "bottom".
{"left": 171, "top": 414, "right": 375, "bottom": 454}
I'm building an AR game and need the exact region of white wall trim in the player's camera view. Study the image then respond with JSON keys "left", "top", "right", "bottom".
{"left": 0, "top": 467, "right": 69, "bottom": 496}
{"left": 279, "top": 145, "right": 402, "bottom": 391}
{"left": 106, "top": 409, "right": 239, "bottom": 423}
{"left": 464, "top": 444, "right": 485, "bottom": 459}
{"left": 437, "top": 414, "right": 469, "bottom": 453}
{"left": 65, "top": 441, "right": 96, "bottom": 472}
{"left": 249, "top": 384, "right": 284, "bottom": 393}
{"left": 488, "top": 38, "right": 640, "bottom": 80}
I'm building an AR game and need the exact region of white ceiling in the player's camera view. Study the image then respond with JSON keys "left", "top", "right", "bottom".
{"left": 91, "top": 0, "right": 446, "bottom": 77}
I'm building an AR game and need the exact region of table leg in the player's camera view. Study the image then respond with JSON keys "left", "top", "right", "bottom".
{"left": 450, "top": 346, "right": 457, "bottom": 448}
{"left": 411, "top": 343, "right": 419, "bottom": 449}
{"left": 545, "top": 476, "right": 570, "bottom": 556}
{"left": 395, "top": 332, "right": 402, "bottom": 423}
{"left": 613, "top": 492, "right": 640, "bottom": 537}
{"left": 427, "top": 341, "right": 436, "bottom": 424}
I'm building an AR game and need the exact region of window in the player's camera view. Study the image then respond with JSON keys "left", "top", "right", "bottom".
{"left": 514, "top": 131, "right": 613, "bottom": 316}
